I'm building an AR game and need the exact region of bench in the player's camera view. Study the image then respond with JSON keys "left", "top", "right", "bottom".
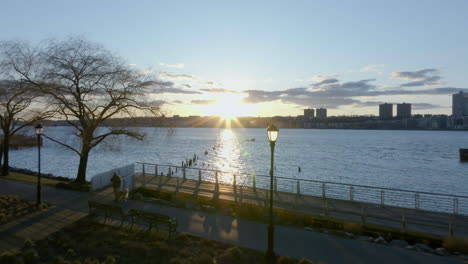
{"left": 88, "top": 201, "right": 130, "bottom": 226}
{"left": 128, "top": 209, "right": 178, "bottom": 236}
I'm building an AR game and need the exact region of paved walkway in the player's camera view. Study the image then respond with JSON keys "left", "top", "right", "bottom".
{"left": 0, "top": 178, "right": 466, "bottom": 264}
{"left": 136, "top": 174, "right": 468, "bottom": 237}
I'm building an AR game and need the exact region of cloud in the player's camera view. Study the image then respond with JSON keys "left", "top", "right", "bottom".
{"left": 149, "top": 87, "right": 201, "bottom": 94}
{"left": 350, "top": 64, "right": 384, "bottom": 74}
{"left": 172, "top": 100, "right": 183, "bottom": 104}
{"left": 240, "top": 75, "right": 467, "bottom": 109}
{"left": 200, "top": 88, "right": 243, "bottom": 93}
{"left": 191, "top": 100, "right": 219, "bottom": 105}
{"left": 159, "top": 62, "right": 185, "bottom": 69}
{"left": 160, "top": 72, "right": 195, "bottom": 79}
{"left": 391, "top": 68, "right": 442, "bottom": 87}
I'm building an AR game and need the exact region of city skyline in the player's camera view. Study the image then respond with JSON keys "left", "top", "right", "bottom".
{"left": 1, "top": 0, "right": 468, "bottom": 117}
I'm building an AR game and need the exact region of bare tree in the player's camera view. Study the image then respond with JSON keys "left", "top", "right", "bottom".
{"left": 4, "top": 38, "right": 159, "bottom": 183}
{"left": 0, "top": 46, "right": 53, "bottom": 176}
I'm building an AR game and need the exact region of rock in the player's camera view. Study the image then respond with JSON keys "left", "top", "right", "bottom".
{"left": 414, "top": 243, "right": 434, "bottom": 254}
{"left": 304, "top": 227, "right": 315, "bottom": 232}
{"left": 357, "top": 236, "right": 373, "bottom": 242}
{"left": 405, "top": 245, "right": 416, "bottom": 251}
{"left": 390, "top": 239, "right": 409, "bottom": 248}
{"left": 435, "top": 248, "right": 449, "bottom": 256}
{"left": 374, "top": 236, "right": 387, "bottom": 244}
{"left": 344, "top": 232, "right": 355, "bottom": 239}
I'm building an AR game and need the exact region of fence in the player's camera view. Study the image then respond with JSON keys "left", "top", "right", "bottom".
{"left": 134, "top": 162, "right": 468, "bottom": 216}
{"left": 91, "top": 163, "right": 135, "bottom": 191}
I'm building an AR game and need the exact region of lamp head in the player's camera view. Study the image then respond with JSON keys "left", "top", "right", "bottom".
{"left": 35, "top": 124, "right": 44, "bottom": 135}
{"left": 267, "top": 124, "right": 279, "bottom": 142}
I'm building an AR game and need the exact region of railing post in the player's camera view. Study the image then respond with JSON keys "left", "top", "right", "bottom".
{"left": 380, "top": 190, "right": 385, "bottom": 206}
{"left": 142, "top": 164, "right": 146, "bottom": 176}
{"left": 183, "top": 167, "right": 186, "bottom": 180}
{"left": 361, "top": 206, "right": 366, "bottom": 225}
{"left": 322, "top": 183, "right": 326, "bottom": 198}
{"left": 233, "top": 174, "right": 236, "bottom": 188}
{"left": 449, "top": 216, "right": 454, "bottom": 236}
{"left": 453, "top": 198, "right": 459, "bottom": 215}
{"left": 401, "top": 211, "right": 406, "bottom": 231}
{"left": 274, "top": 178, "right": 277, "bottom": 192}
{"left": 198, "top": 169, "right": 202, "bottom": 183}
{"left": 350, "top": 186, "right": 354, "bottom": 201}
{"left": 168, "top": 167, "right": 171, "bottom": 177}
{"left": 155, "top": 165, "right": 158, "bottom": 176}
{"left": 253, "top": 175, "right": 256, "bottom": 190}
{"left": 296, "top": 180, "right": 301, "bottom": 196}
{"left": 415, "top": 193, "right": 420, "bottom": 209}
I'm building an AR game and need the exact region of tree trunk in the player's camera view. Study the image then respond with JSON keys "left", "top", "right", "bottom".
{"left": 0, "top": 141, "right": 3, "bottom": 170}
{"left": 75, "top": 145, "right": 90, "bottom": 184}
{"left": 2, "top": 135, "right": 10, "bottom": 176}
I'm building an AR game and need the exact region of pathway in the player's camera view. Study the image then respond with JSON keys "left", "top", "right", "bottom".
{"left": 0, "top": 178, "right": 466, "bottom": 263}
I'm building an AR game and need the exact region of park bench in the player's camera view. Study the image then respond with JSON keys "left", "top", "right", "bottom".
{"left": 88, "top": 201, "right": 130, "bottom": 226}
{"left": 128, "top": 209, "right": 178, "bottom": 236}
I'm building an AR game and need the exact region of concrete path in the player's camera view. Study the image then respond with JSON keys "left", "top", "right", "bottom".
{"left": 0, "top": 178, "right": 466, "bottom": 264}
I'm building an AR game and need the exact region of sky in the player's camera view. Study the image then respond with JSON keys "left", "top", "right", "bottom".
{"left": 1, "top": 0, "right": 468, "bottom": 117}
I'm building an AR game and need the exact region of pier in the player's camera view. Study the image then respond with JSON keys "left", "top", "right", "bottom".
{"left": 117, "top": 162, "right": 468, "bottom": 237}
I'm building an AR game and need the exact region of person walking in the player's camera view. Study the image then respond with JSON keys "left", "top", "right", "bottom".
{"left": 111, "top": 172, "right": 122, "bottom": 202}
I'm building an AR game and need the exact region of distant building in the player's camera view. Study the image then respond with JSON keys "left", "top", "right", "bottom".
{"left": 452, "top": 91, "right": 468, "bottom": 117}
{"left": 379, "top": 103, "right": 393, "bottom": 119}
{"left": 304, "top": 108, "right": 315, "bottom": 119}
{"left": 397, "top": 103, "right": 411, "bottom": 119}
{"left": 316, "top": 108, "right": 327, "bottom": 119}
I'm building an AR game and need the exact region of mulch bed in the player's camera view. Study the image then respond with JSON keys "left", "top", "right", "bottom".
{"left": 0, "top": 195, "right": 45, "bottom": 225}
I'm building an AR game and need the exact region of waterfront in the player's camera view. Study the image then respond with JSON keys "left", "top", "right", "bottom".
{"left": 8, "top": 127, "right": 468, "bottom": 196}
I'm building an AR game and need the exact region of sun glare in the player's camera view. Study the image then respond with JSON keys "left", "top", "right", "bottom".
{"left": 204, "top": 93, "right": 254, "bottom": 118}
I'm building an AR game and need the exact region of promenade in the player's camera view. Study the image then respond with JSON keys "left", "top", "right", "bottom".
{"left": 135, "top": 173, "right": 468, "bottom": 237}
{"left": 0, "top": 178, "right": 466, "bottom": 263}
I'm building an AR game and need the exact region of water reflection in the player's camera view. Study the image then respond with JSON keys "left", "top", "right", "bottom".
{"left": 211, "top": 129, "right": 244, "bottom": 184}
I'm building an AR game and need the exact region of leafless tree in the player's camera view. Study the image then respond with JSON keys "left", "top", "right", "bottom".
{"left": 0, "top": 45, "right": 53, "bottom": 176}
{"left": 3, "top": 38, "right": 159, "bottom": 183}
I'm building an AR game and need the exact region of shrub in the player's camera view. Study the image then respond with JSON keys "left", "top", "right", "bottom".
{"left": 22, "top": 249, "right": 39, "bottom": 264}
{"left": 442, "top": 236, "right": 468, "bottom": 254}
{"left": 298, "top": 258, "right": 314, "bottom": 264}
{"left": 277, "top": 255, "right": 297, "bottom": 264}
{"left": 0, "top": 250, "right": 21, "bottom": 264}
{"left": 343, "top": 222, "right": 363, "bottom": 235}
{"left": 193, "top": 253, "right": 212, "bottom": 264}
{"left": 55, "top": 182, "right": 90, "bottom": 192}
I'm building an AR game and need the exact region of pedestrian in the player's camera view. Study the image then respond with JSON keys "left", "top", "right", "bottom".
{"left": 111, "top": 172, "right": 122, "bottom": 202}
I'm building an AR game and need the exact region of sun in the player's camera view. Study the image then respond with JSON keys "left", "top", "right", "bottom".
{"left": 203, "top": 93, "right": 254, "bottom": 118}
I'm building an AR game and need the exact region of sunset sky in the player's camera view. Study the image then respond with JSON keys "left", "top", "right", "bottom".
{"left": 1, "top": 0, "right": 468, "bottom": 117}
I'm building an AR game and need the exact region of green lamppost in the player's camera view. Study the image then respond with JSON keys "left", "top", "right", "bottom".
{"left": 266, "top": 124, "right": 279, "bottom": 263}
{"left": 35, "top": 124, "right": 44, "bottom": 206}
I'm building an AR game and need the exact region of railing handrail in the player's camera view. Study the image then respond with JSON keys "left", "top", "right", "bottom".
{"left": 135, "top": 162, "right": 468, "bottom": 200}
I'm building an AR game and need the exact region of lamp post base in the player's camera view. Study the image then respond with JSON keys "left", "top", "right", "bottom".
{"left": 266, "top": 224, "right": 276, "bottom": 264}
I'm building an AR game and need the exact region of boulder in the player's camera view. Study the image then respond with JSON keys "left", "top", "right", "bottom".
{"left": 344, "top": 232, "right": 355, "bottom": 239}
{"left": 357, "top": 236, "right": 373, "bottom": 243}
{"left": 390, "top": 240, "right": 409, "bottom": 248}
{"left": 374, "top": 236, "right": 387, "bottom": 244}
{"left": 435, "top": 248, "right": 449, "bottom": 256}
{"left": 405, "top": 245, "right": 416, "bottom": 251}
{"left": 303, "top": 227, "right": 315, "bottom": 232}
{"left": 414, "top": 243, "right": 434, "bottom": 254}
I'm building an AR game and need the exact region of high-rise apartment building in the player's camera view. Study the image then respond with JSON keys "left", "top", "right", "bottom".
{"left": 379, "top": 103, "right": 393, "bottom": 119}
{"left": 304, "top": 108, "right": 315, "bottom": 119}
{"left": 397, "top": 103, "right": 412, "bottom": 119}
{"left": 316, "top": 108, "right": 327, "bottom": 119}
{"left": 452, "top": 91, "right": 468, "bottom": 117}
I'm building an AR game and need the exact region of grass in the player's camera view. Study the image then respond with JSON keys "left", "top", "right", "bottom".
{"left": 3, "top": 172, "right": 65, "bottom": 186}
{"left": 0, "top": 217, "right": 315, "bottom": 264}
{"left": 443, "top": 236, "right": 468, "bottom": 254}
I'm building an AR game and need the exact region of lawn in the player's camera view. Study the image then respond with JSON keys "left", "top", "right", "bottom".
{"left": 3, "top": 172, "right": 65, "bottom": 186}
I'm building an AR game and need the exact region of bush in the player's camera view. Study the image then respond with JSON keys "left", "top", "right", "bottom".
{"left": 298, "top": 258, "right": 314, "bottom": 264}
{"left": 277, "top": 255, "right": 296, "bottom": 264}
{"left": 56, "top": 182, "right": 90, "bottom": 192}
{"left": 442, "top": 236, "right": 468, "bottom": 254}
{"left": 343, "top": 222, "right": 363, "bottom": 235}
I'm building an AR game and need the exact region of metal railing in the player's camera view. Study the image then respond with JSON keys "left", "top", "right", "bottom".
{"left": 134, "top": 162, "right": 468, "bottom": 216}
